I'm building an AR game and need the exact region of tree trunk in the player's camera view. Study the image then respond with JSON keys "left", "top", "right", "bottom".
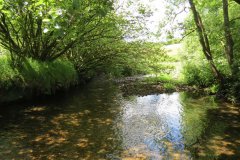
{"left": 188, "top": 0, "right": 224, "bottom": 84}
{"left": 222, "top": 0, "right": 234, "bottom": 73}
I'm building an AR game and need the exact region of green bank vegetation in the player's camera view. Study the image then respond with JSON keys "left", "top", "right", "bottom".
{"left": 0, "top": 0, "right": 170, "bottom": 102}
{"left": 0, "top": 0, "right": 240, "bottom": 103}
{"left": 179, "top": 0, "right": 240, "bottom": 102}
{"left": 0, "top": 56, "right": 77, "bottom": 102}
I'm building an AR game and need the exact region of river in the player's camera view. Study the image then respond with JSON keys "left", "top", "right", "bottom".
{"left": 0, "top": 80, "right": 239, "bottom": 159}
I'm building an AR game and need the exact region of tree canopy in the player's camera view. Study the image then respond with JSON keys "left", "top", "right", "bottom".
{"left": 0, "top": 0, "right": 118, "bottom": 62}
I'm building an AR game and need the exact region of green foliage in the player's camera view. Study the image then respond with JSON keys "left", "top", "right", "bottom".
{"left": 70, "top": 41, "right": 168, "bottom": 78}
{"left": 152, "top": 74, "right": 174, "bottom": 83}
{"left": 115, "top": 42, "right": 174, "bottom": 76}
{"left": 143, "top": 73, "right": 183, "bottom": 84}
{"left": 20, "top": 58, "right": 78, "bottom": 94}
{"left": 0, "top": 56, "right": 77, "bottom": 95}
{"left": 180, "top": 1, "right": 234, "bottom": 88}
{"left": 162, "top": 39, "right": 181, "bottom": 45}
{"left": 163, "top": 83, "right": 175, "bottom": 90}
{"left": 0, "top": 56, "right": 20, "bottom": 90}
{"left": 180, "top": 1, "right": 240, "bottom": 87}
{"left": 180, "top": 93, "right": 218, "bottom": 146}
{"left": 0, "top": 0, "right": 117, "bottom": 62}
{"left": 0, "top": 0, "right": 166, "bottom": 82}
{"left": 209, "top": 84, "right": 219, "bottom": 94}
{"left": 182, "top": 61, "right": 215, "bottom": 87}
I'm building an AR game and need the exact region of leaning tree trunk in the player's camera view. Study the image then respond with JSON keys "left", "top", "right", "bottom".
{"left": 188, "top": 0, "right": 224, "bottom": 84}
{"left": 222, "top": 0, "right": 234, "bottom": 74}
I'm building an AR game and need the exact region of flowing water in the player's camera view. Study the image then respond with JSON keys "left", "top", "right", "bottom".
{"left": 0, "top": 80, "right": 239, "bottom": 160}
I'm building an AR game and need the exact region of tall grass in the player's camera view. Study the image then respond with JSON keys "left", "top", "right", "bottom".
{"left": 0, "top": 56, "right": 20, "bottom": 90}
{"left": 0, "top": 56, "right": 78, "bottom": 95}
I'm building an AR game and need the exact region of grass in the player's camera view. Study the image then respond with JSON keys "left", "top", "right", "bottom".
{"left": 20, "top": 58, "right": 78, "bottom": 94}
{"left": 0, "top": 56, "right": 20, "bottom": 90}
{"left": 163, "top": 83, "right": 175, "bottom": 91}
{"left": 143, "top": 74, "right": 185, "bottom": 85}
{"left": 0, "top": 55, "right": 78, "bottom": 102}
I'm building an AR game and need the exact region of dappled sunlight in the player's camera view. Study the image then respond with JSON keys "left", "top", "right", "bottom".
{"left": 120, "top": 142, "right": 190, "bottom": 159}
{"left": 190, "top": 102, "right": 240, "bottom": 159}
{"left": 18, "top": 148, "right": 33, "bottom": 156}
{"left": 76, "top": 138, "right": 91, "bottom": 148}
{"left": 50, "top": 112, "right": 85, "bottom": 127}
{"left": 219, "top": 104, "right": 239, "bottom": 113}
{"left": 197, "top": 135, "right": 240, "bottom": 158}
{"left": 24, "top": 106, "right": 46, "bottom": 113}
{"left": 33, "top": 129, "right": 69, "bottom": 146}
{"left": 0, "top": 82, "right": 240, "bottom": 159}
{"left": 93, "top": 118, "right": 113, "bottom": 126}
{"left": 207, "top": 137, "right": 236, "bottom": 156}
{"left": 0, "top": 0, "right": 239, "bottom": 158}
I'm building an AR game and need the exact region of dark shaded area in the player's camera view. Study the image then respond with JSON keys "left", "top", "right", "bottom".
{"left": 0, "top": 80, "right": 122, "bottom": 159}
{"left": 234, "top": 0, "right": 240, "bottom": 5}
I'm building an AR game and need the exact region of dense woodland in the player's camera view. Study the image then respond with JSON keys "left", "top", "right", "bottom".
{"left": 0, "top": 0, "right": 240, "bottom": 103}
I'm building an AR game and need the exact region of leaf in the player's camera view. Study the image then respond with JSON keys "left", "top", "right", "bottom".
{"left": 72, "top": 0, "right": 80, "bottom": 9}
{"left": 43, "top": 18, "right": 50, "bottom": 22}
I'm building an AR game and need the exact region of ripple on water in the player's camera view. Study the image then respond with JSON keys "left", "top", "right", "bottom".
{"left": 0, "top": 82, "right": 239, "bottom": 159}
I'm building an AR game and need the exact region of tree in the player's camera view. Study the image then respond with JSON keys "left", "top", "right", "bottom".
{"left": 0, "top": 0, "right": 115, "bottom": 63}
{"left": 188, "top": 0, "right": 224, "bottom": 83}
{"left": 222, "top": 0, "right": 234, "bottom": 74}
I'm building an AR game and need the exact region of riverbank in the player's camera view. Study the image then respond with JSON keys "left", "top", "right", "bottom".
{"left": 114, "top": 75, "right": 217, "bottom": 97}
{"left": 0, "top": 56, "right": 78, "bottom": 104}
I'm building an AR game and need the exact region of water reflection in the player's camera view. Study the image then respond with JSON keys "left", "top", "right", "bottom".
{"left": 0, "top": 81, "right": 239, "bottom": 159}
{"left": 118, "top": 93, "right": 188, "bottom": 159}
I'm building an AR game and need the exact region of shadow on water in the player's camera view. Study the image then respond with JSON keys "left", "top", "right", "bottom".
{"left": 192, "top": 103, "right": 240, "bottom": 159}
{"left": 0, "top": 80, "right": 239, "bottom": 159}
{"left": 180, "top": 93, "right": 240, "bottom": 159}
{"left": 0, "top": 80, "right": 123, "bottom": 159}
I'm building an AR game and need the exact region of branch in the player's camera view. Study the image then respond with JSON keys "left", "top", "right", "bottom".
{"left": 230, "top": 16, "right": 240, "bottom": 22}
{"left": 0, "top": 12, "right": 21, "bottom": 54}
{"left": 179, "top": 28, "right": 197, "bottom": 42}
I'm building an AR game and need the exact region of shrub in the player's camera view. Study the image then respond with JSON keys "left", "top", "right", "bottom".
{"left": 182, "top": 61, "right": 215, "bottom": 87}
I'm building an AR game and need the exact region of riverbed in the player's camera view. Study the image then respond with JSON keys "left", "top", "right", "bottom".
{"left": 0, "top": 80, "right": 239, "bottom": 159}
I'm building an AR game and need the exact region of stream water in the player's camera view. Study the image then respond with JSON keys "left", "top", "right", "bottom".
{"left": 0, "top": 80, "right": 239, "bottom": 159}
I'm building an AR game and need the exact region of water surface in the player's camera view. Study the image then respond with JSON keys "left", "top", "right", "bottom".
{"left": 0, "top": 80, "right": 239, "bottom": 159}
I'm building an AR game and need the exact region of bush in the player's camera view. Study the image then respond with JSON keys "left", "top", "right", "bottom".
{"left": 182, "top": 61, "right": 215, "bottom": 87}
{"left": 0, "top": 56, "right": 20, "bottom": 90}
{"left": 0, "top": 56, "right": 78, "bottom": 95}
